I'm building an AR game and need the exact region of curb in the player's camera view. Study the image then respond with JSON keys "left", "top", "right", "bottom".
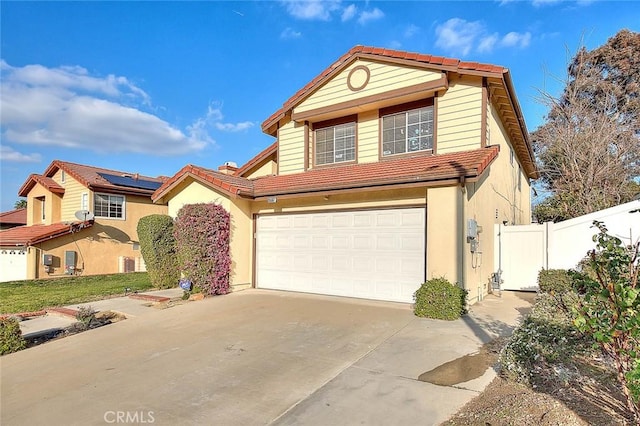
{"left": 128, "top": 294, "right": 171, "bottom": 303}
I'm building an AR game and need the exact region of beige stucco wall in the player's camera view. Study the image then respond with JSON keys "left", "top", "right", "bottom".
{"left": 244, "top": 160, "right": 277, "bottom": 179}
{"left": 25, "top": 183, "right": 62, "bottom": 226}
{"left": 294, "top": 59, "right": 442, "bottom": 114}
{"left": 164, "top": 179, "right": 253, "bottom": 289}
{"left": 437, "top": 75, "right": 483, "bottom": 154}
{"left": 426, "top": 99, "right": 532, "bottom": 304}
{"left": 26, "top": 195, "right": 167, "bottom": 279}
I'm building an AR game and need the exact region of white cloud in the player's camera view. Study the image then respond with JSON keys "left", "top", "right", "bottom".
{"left": 0, "top": 61, "right": 219, "bottom": 155}
{"left": 0, "top": 145, "right": 41, "bottom": 163}
{"left": 196, "top": 104, "right": 254, "bottom": 133}
{"left": 478, "top": 33, "right": 499, "bottom": 53}
{"left": 501, "top": 31, "right": 531, "bottom": 48}
{"left": 341, "top": 4, "right": 357, "bottom": 22}
{"left": 532, "top": 0, "right": 562, "bottom": 6}
{"left": 357, "top": 7, "right": 384, "bottom": 25}
{"left": 214, "top": 122, "right": 255, "bottom": 132}
{"left": 280, "top": 27, "right": 302, "bottom": 39}
{"left": 281, "top": 0, "right": 341, "bottom": 20}
{"left": 435, "top": 18, "right": 533, "bottom": 56}
{"left": 435, "top": 18, "right": 484, "bottom": 56}
{"left": 404, "top": 24, "right": 420, "bottom": 39}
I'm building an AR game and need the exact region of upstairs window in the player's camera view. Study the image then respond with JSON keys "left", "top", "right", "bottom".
{"left": 314, "top": 119, "right": 356, "bottom": 166}
{"left": 382, "top": 100, "right": 434, "bottom": 157}
{"left": 94, "top": 193, "right": 125, "bottom": 219}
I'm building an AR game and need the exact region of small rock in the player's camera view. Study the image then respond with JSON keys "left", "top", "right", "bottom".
{"left": 189, "top": 293, "right": 205, "bottom": 301}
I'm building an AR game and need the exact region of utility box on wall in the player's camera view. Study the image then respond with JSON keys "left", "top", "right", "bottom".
{"left": 43, "top": 254, "right": 53, "bottom": 266}
{"left": 64, "top": 250, "right": 77, "bottom": 275}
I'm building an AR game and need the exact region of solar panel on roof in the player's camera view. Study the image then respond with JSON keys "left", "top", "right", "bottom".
{"left": 98, "top": 173, "right": 162, "bottom": 191}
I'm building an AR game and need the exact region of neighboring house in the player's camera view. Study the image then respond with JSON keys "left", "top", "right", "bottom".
{"left": 0, "top": 208, "right": 27, "bottom": 230}
{"left": 153, "top": 45, "right": 538, "bottom": 304}
{"left": 0, "top": 161, "right": 168, "bottom": 282}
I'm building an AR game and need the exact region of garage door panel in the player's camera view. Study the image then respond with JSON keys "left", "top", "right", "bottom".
{"left": 256, "top": 208, "right": 425, "bottom": 303}
{"left": 0, "top": 249, "right": 28, "bottom": 282}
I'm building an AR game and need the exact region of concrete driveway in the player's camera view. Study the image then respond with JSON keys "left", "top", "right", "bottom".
{"left": 1, "top": 289, "right": 530, "bottom": 426}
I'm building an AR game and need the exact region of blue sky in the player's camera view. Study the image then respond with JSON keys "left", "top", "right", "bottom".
{"left": 1, "top": 1, "right": 638, "bottom": 212}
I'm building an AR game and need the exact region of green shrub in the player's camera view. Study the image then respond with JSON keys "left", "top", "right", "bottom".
{"left": 137, "top": 215, "right": 179, "bottom": 289}
{"left": 500, "top": 292, "right": 592, "bottom": 385}
{"left": 0, "top": 317, "right": 26, "bottom": 355}
{"left": 538, "top": 269, "right": 573, "bottom": 294}
{"left": 413, "top": 277, "right": 468, "bottom": 320}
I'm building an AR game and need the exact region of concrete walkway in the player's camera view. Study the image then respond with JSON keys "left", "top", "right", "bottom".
{"left": 16, "top": 288, "right": 185, "bottom": 339}
{"left": 1, "top": 289, "right": 531, "bottom": 426}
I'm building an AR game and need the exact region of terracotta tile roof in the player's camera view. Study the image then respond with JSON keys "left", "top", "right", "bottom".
{"left": 0, "top": 221, "right": 93, "bottom": 246}
{"left": 155, "top": 147, "right": 498, "bottom": 202}
{"left": 152, "top": 164, "right": 255, "bottom": 202}
{"left": 18, "top": 175, "right": 66, "bottom": 197}
{"left": 235, "top": 142, "right": 278, "bottom": 177}
{"left": 18, "top": 160, "right": 166, "bottom": 197}
{"left": 262, "top": 45, "right": 506, "bottom": 132}
{"left": 252, "top": 146, "right": 499, "bottom": 197}
{"left": 0, "top": 208, "right": 27, "bottom": 226}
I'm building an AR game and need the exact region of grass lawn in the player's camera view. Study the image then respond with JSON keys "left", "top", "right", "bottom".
{"left": 0, "top": 272, "right": 154, "bottom": 314}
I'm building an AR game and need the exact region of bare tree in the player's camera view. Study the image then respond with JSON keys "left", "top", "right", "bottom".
{"left": 532, "top": 30, "right": 640, "bottom": 222}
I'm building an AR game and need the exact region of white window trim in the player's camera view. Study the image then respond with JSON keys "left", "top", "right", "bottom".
{"left": 94, "top": 193, "right": 126, "bottom": 220}
{"left": 60, "top": 170, "right": 66, "bottom": 183}
{"left": 80, "top": 192, "right": 89, "bottom": 212}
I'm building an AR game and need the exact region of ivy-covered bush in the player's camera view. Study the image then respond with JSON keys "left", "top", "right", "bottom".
{"left": 137, "top": 214, "right": 179, "bottom": 289}
{"left": 0, "top": 317, "right": 26, "bottom": 355}
{"left": 174, "top": 203, "right": 231, "bottom": 296}
{"left": 538, "top": 269, "right": 573, "bottom": 294}
{"left": 413, "top": 277, "right": 468, "bottom": 320}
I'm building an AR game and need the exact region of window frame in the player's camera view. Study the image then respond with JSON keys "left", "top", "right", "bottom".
{"left": 312, "top": 115, "right": 357, "bottom": 167}
{"left": 380, "top": 98, "right": 435, "bottom": 159}
{"left": 94, "top": 193, "right": 126, "bottom": 220}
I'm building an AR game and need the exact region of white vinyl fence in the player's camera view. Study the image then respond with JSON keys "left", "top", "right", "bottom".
{"left": 494, "top": 200, "right": 640, "bottom": 291}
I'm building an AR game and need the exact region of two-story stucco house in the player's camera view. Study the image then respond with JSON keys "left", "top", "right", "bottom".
{"left": 153, "top": 46, "right": 538, "bottom": 304}
{"left": 0, "top": 161, "right": 168, "bottom": 282}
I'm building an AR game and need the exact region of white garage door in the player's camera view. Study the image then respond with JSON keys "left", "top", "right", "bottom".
{"left": 256, "top": 207, "right": 425, "bottom": 303}
{"left": 0, "top": 248, "right": 28, "bottom": 282}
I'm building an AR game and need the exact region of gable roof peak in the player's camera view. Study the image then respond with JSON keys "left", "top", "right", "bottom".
{"left": 261, "top": 45, "right": 507, "bottom": 134}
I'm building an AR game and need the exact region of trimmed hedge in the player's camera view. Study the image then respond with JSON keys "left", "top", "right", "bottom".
{"left": 1, "top": 317, "right": 26, "bottom": 355}
{"left": 174, "top": 203, "right": 231, "bottom": 296}
{"left": 413, "top": 277, "right": 468, "bottom": 320}
{"left": 138, "top": 215, "right": 180, "bottom": 289}
{"left": 538, "top": 269, "right": 573, "bottom": 294}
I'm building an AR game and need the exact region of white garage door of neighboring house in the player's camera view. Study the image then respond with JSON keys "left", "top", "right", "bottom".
{"left": 256, "top": 207, "right": 426, "bottom": 303}
{"left": 0, "top": 248, "right": 28, "bottom": 282}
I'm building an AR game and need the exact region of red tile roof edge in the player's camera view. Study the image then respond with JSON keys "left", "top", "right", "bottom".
{"left": 0, "top": 208, "right": 27, "bottom": 225}
{"left": 0, "top": 221, "right": 93, "bottom": 246}
{"left": 252, "top": 146, "right": 500, "bottom": 197}
{"left": 18, "top": 174, "right": 65, "bottom": 197}
{"left": 235, "top": 142, "right": 278, "bottom": 177}
{"left": 153, "top": 147, "right": 499, "bottom": 203}
{"left": 152, "top": 164, "right": 255, "bottom": 203}
{"left": 262, "top": 45, "right": 506, "bottom": 132}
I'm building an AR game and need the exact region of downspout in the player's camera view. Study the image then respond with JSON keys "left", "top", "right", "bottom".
{"left": 459, "top": 176, "right": 467, "bottom": 296}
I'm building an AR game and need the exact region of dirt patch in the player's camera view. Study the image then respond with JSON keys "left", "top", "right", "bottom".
{"left": 442, "top": 347, "right": 633, "bottom": 425}
{"left": 419, "top": 339, "right": 504, "bottom": 386}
